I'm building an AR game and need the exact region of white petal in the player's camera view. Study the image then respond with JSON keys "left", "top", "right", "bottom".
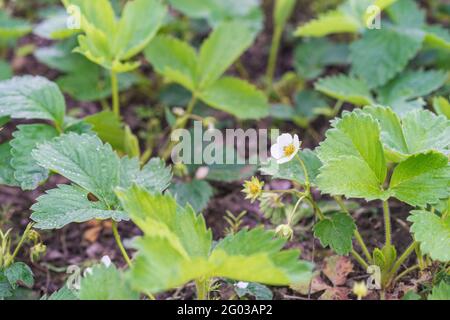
{"left": 236, "top": 281, "right": 249, "bottom": 289}
{"left": 293, "top": 134, "right": 301, "bottom": 150}
{"left": 270, "top": 143, "right": 283, "bottom": 159}
{"left": 101, "top": 255, "right": 112, "bottom": 268}
{"left": 277, "top": 156, "right": 289, "bottom": 164}
{"left": 277, "top": 133, "right": 293, "bottom": 147}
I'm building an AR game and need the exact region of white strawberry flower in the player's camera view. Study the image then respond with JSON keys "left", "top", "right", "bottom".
{"left": 270, "top": 133, "right": 301, "bottom": 164}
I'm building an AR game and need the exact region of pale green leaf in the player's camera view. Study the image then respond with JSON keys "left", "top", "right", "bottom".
{"left": 0, "top": 11, "right": 31, "bottom": 41}
{"left": 145, "top": 35, "right": 198, "bottom": 91}
{"left": 423, "top": 25, "right": 450, "bottom": 51}
{"left": 350, "top": 27, "right": 424, "bottom": 88}
{"left": 45, "top": 286, "right": 78, "bottom": 300}
{"left": 10, "top": 124, "right": 59, "bottom": 190}
{"left": 79, "top": 264, "right": 138, "bottom": 300}
{"left": 199, "top": 76, "right": 269, "bottom": 119}
{"left": 198, "top": 21, "right": 254, "bottom": 88}
{"left": 315, "top": 74, "right": 373, "bottom": 105}
{"left": 314, "top": 213, "right": 356, "bottom": 255}
{"left": 0, "top": 76, "right": 66, "bottom": 127}
{"left": 294, "top": 10, "right": 360, "bottom": 37}
{"left": 408, "top": 210, "right": 450, "bottom": 262}
{"left": 31, "top": 184, "right": 128, "bottom": 229}
{"left": 389, "top": 152, "right": 449, "bottom": 206}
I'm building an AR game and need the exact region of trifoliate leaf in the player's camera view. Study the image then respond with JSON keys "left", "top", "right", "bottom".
{"left": 0, "top": 76, "right": 66, "bottom": 128}
{"left": 169, "top": 180, "right": 214, "bottom": 213}
{"left": 118, "top": 186, "right": 313, "bottom": 294}
{"left": 408, "top": 210, "right": 450, "bottom": 262}
{"left": 294, "top": 10, "right": 360, "bottom": 37}
{"left": 359, "top": 106, "right": 450, "bottom": 162}
{"left": 350, "top": 27, "right": 424, "bottom": 88}
{"left": 317, "top": 111, "right": 388, "bottom": 200}
{"left": 79, "top": 264, "right": 138, "bottom": 300}
{"left": 314, "top": 74, "right": 373, "bottom": 105}
{"left": 10, "top": 124, "right": 59, "bottom": 190}
{"left": 260, "top": 149, "right": 322, "bottom": 185}
{"left": 4, "top": 262, "right": 34, "bottom": 289}
{"left": 31, "top": 184, "right": 128, "bottom": 229}
{"left": 377, "top": 70, "right": 448, "bottom": 112}
{"left": 0, "top": 142, "right": 19, "bottom": 187}
{"left": 388, "top": 152, "right": 449, "bottom": 206}
{"left": 199, "top": 76, "right": 269, "bottom": 119}
{"left": 197, "top": 21, "right": 255, "bottom": 88}
{"left": 314, "top": 213, "right": 356, "bottom": 255}
{"left": 145, "top": 35, "right": 198, "bottom": 91}
{"left": 428, "top": 282, "right": 450, "bottom": 300}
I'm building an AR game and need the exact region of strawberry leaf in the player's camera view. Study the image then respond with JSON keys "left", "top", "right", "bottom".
{"left": 314, "top": 213, "right": 356, "bottom": 255}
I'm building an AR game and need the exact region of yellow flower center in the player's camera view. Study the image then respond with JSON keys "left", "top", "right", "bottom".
{"left": 283, "top": 144, "right": 295, "bottom": 157}
{"left": 249, "top": 184, "right": 260, "bottom": 195}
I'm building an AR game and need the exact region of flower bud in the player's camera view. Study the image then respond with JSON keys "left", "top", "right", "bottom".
{"left": 275, "top": 224, "right": 293, "bottom": 240}
{"left": 30, "top": 243, "right": 47, "bottom": 262}
{"left": 353, "top": 281, "right": 368, "bottom": 300}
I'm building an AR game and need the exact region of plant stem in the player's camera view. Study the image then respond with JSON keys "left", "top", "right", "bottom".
{"left": 111, "top": 221, "right": 132, "bottom": 267}
{"left": 287, "top": 196, "right": 305, "bottom": 225}
{"left": 393, "top": 264, "right": 420, "bottom": 284}
{"left": 296, "top": 155, "right": 310, "bottom": 193}
{"left": 110, "top": 70, "right": 120, "bottom": 117}
{"left": 382, "top": 200, "right": 392, "bottom": 246}
{"left": 195, "top": 279, "right": 209, "bottom": 300}
{"left": 351, "top": 249, "right": 369, "bottom": 270}
{"left": 265, "top": 27, "right": 282, "bottom": 93}
{"left": 4, "top": 223, "right": 33, "bottom": 267}
{"left": 334, "top": 196, "right": 372, "bottom": 263}
{"left": 386, "top": 241, "right": 417, "bottom": 287}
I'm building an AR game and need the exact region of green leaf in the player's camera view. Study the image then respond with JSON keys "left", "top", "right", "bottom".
{"left": 294, "top": 39, "right": 349, "bottom": 80}
{"left": 359, "top": 106, "right": 450, "bottom": 162}
{"left": 314, "top": 213, "right": 356, "bottom": 255}
{"left": 199, "top": 76, "right": 269, "bottom": 119}
{"left": 0, "top": 59, "right": 12, "bottom": 80}
{"left": 114, "top": 0, "right": 167, "bottom": 60}
{"left": 0, "top": 76, "right": 66, "bottom": 127}
{"left": 428, "top": 282, "right": 450, "bottom": 300}
{"left": 32, "top": 133, "right": 121, "bottom": 205}
{"left": 408, "top": 210, "right": 450, "bottom": 262}
{"left": 45, "top": 286, "right": 78, "bottom": 300}
{"left": 260, "top": 149, "right": 322, "bottom": 185}
{"left": 10, "top": 124, "right": 59, "bottom": 190}
{"left": 0, "top": 11, "right": 31, "bottom": 41}
{"left": 433, "top": 96, "right": 450, "bottom": 120}
{"left": 233, "top": 281, "right": 273, "bottom": 300}
{"left": 386, "top": 0, "right": 425, "bottom": 28}
{"left": 119, "top": 186, "right": 313, "bottom": 294}
{"left": 389, "top": 152, "right": 449, "bottom": 206}
{"left": 33, "top": 12, "right": 77, "bottom": 40}
{"left": 84, "top": 111, "right": 126, "bottom": 152}
{"left": 31, "top": 184, "right": 128, "bottom": 229}
{"left": 317, "top": 111, "right": 388, "bottom": 200}
{"left": 274, "top": 0, "right": 296, "bottom": 31}
{"left": 315, "top": 74, "right": 373, "bottom": 105}
{"left": 423, "top": 25, "right": 450, "bottom": 51}
{"left": 4, "top": 262, "right": 34, "bottom": 289}
{"left": 169, "top": 180, "right": 214, "bottom": 212}
{"left": 0, "top": 142, "right": 19, "bottom": 187}
{"left": 350, "top": 27, "right": 424, "bottom": 88}
{"left": 0, "top": 272, "right": 12, "bottom": 298}
{"left": 145, "top": 35, "right": 198, "bottom": 91}
{"left": 197, "top": 21, "right": 254, "bottom": 88}
{"left": 79, "top": 264, "right": 138, "bottom": 300}
{"left": 294, "top": 10, "right": 360, "bottom": 37}
{"left": 377, "top": 70, "right": 448, "bottom": 111}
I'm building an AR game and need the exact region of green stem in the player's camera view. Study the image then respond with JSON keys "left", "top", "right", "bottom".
{"left": 386, "top": 241, "right": 417, "bottom": 287}
{"left": 5, "top": 223, "right": 33, "bottom": 267}
{"left": 110, "top": 70, "right": 120, "bottom": 117}
{"left": 287, "top": 196, "right": 305, "bottom": 225}
{"left": 112, "top": 221, "right": 132, "bottom": 267}
{"left": 352, "top": 249, "right": 369, "bottom": 270}
{"left": 382, "top": 200, "right": 392, "bottom": 246}
{"left": 265, "top": 27, "right": 282, "bottom": 92}
{"left": 393, "top": 264, "right": 420, "bottom": 285}
{"left": 296, "top": 155, "right": 310, "bottom": 193}
{"left": 195, "top": 279, "right": 209, "bottom": 300}
{"left": 334, "top": 196, "right": 372, "bottom": 263}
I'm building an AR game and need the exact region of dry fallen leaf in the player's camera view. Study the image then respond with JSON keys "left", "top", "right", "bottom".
{"left": 323, "top": 255, "right": 354, "bottom": 286}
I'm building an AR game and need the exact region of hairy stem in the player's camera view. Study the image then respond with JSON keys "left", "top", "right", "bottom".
{"left": 111, "top": 70, "right": 120, "bottom": 117}
{"left": 265, "top": 27, "right": 282, "bottom": 92}
{"left": 112, "top": 221, "right": 132, "bottom": 267}
{"left": 296, "top": 154, "right": 310, "bottom": 193}
{"left": 386, "top": 241, "right": 417, "bottom": 287}
{"left": 382, "top": 200, "right": 392, "bottom": 246}
{"left": 393, "top": 264, "right": 420, "bottom": 285}
{"left": 352, "top": 249, "right": 369, "bottom": 270}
